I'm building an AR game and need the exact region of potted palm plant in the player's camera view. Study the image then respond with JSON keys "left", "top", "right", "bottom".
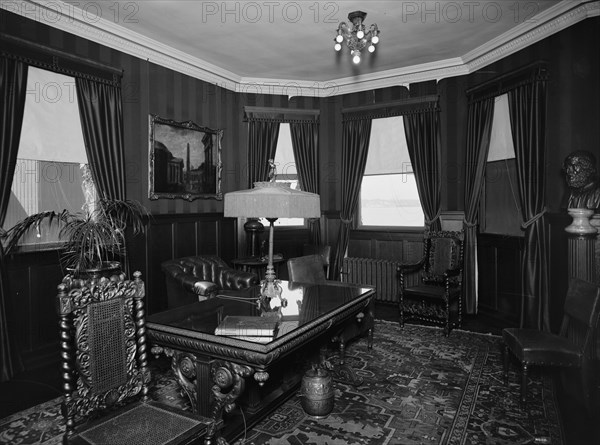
{"left": 2, "top": 197, "right": 149, "bottom": 278}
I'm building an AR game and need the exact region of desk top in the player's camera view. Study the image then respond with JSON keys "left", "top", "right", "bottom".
{"left": 147, "top": 280, "right": 375, "bottom": 365}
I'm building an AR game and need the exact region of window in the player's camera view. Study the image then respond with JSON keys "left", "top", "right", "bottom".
{"left": 2, "top": 66, "right": 96, "bottom": 249}
{"left": 482, "top": 94, "right": 522, "bottom": 237}
{"left": 358, "top": 116, "right": 424, "bottom": 228}
{"left": 260, "top": 123, "right": 303, "bottom": 227}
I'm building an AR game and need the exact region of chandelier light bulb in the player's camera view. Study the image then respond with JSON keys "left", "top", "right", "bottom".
{"left": 333, "top": 11, "right": 380, "bottom": 65}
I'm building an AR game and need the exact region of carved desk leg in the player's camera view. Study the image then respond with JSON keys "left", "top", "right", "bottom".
{"left": 205, "top": 360, "right": 255, "bottom": 445}
{"left": 150, "top": 347, "right": 266, "bottom": 445}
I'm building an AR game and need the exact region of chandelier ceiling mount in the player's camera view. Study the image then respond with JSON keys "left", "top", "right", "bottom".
{"left": 334, "top": 11, "right": 380, "bottom": 64}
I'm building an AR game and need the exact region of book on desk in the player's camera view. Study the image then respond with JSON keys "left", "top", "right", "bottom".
{"left": 215, "top": 315, "right": 279, "bottom": 342}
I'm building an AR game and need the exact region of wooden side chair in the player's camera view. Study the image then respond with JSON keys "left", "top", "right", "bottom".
{"left": 287, "top": 254, "right": 328, "bottom": 284}
{"left": 397, "top": 230, "right": 464, "bottom": 336}
{"left": 57, "top": 271, "right": 213, "bottom": 444}
{"left": 302, "top": 244, "right": 332, "bottom": 277}
{"left": 287, "top": 254, "right": 374, "bottom": 385}
{"left": 502, "top": 278, "right": 600, "bottom": 409}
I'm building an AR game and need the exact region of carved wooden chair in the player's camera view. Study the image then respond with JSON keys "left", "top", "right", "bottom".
{"left": 397, "top": 230, "right": 464, "bottom": 336}
{"left": 57, "top": 271, "right": 212, "bottom": 444}
{"left": 503, "top": 278, "right": 600, "bottom": 410}
{"left": 287, "top": 254, "right": 374, "bottom": 379}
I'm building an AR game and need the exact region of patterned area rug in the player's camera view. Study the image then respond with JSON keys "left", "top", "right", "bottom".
{"left": 0, "top": 321, "right": 563, "bottom": 445}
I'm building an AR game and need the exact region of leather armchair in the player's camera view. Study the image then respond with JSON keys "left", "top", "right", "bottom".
{"left": 161, "top": 255, "right": 260, "bottom": 308}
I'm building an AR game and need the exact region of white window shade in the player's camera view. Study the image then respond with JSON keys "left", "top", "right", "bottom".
{"left": 273, "top": 124, "right": 297, "bottom": 178}
{"left": 19, "top": 67, "right": 88, "bottom": 164}
{"left": 364, "top": 116, "right": 411, "bottom": 175}
{"left": 3, "top": 67, "right": 94, "bottom": 247}
{"left": 487, "top": 94, "right": 515, "bottom": 162}
{"left": 359, "top": 115, "right": 424, "bottom": 228}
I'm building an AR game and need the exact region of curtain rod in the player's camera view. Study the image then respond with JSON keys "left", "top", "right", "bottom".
{"left": 244, "top": 106, "right": 320, "bottom": 115}
{"left": 1, "top": 33, "right": 123, "bottom": 77}
{"left": 466, "top": 61, "right": 548, "bottom": 97}
{"left": 341, "top": 95, "right": 439, "bottom": 113}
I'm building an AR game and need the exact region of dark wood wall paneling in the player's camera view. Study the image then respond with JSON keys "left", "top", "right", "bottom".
{"left": 347, "top": 231, "right": 423, "bottom": 263}
{"left": 5, "top": 251, "right": 65, "bottom": 369}
{"left": 476, "top": 234, "right": 524, "bottom": 326}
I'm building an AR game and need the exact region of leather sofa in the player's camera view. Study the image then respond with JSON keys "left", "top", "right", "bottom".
{"left": 161, "top": 255, "right": 260, "bottom": 308}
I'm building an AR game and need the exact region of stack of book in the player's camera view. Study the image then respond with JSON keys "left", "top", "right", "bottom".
{"left": 214, "top": 315, "right": 279, "bottom": 343}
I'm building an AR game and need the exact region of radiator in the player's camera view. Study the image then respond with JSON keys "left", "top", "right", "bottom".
{"left": 341, "top": 257, "right": 406, "bottom": 303}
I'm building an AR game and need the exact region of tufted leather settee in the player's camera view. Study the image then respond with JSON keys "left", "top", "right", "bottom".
{"left": 161, "top": 255, "right": 260, "bottom": 308}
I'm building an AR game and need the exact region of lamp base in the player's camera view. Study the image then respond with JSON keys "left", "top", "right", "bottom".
{"left": 260, "top": 268, "right": 287, "bottom": 311}
{"left": 260, "top": 279, "right": 283, "bottom": 310}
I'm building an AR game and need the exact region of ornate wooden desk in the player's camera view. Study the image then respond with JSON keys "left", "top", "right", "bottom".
{"left": 147, "top": 280, "right": 375, "bottom": 444}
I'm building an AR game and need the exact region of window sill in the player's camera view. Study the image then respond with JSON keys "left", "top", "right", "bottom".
{"left": 355, "top": 226, "right": 424, "bottom": 233}
{"left": 7, "top": 242, "right": 65, "bottom": 254}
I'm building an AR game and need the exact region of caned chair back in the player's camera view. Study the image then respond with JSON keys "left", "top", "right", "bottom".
{"left": 287, "top": 254, "right": 327, "bottom": 283}
{"left": 58, "top": 272, "right": 148, "bottom": 420}
{"left": 422, "top": 230, "right": 464, "bottom": 284}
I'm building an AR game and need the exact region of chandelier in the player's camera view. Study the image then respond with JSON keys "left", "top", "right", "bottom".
{"left": 334, "top": 11, "right": 380, "bottom": 64}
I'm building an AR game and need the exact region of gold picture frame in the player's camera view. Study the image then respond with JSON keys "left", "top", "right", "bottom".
{"left": 148, "top": 114, "right": 223, "bottom": 201}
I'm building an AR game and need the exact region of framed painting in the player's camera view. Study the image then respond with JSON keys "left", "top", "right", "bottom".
{"left": 148, "top": 115, "right": 223, "bottom": 201}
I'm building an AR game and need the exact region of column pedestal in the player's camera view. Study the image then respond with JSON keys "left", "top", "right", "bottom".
{"left": 565, "top": 208, "right": 599, "bottom": 413}
{"left": 565, "top": 208, "right": 598, "bottom": 283}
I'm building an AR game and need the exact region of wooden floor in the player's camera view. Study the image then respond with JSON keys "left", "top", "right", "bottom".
{"left": 1, "top": 301, "right": 598, "bottom": 444}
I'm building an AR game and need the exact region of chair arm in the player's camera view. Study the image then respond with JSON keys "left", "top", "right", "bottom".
{"left": 397, "top": 257, "right": 426, "bottom": 275}
{"left": 443, "top": 267, "right": 462, "bottom": 279}
{"left": 165, "top": 267, "right": 219, "bottom": 296}
{"left": 193, "top": 281, "right": 220, "bottom": 296}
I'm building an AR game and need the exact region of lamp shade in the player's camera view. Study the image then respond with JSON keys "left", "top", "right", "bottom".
{"left": 224, "top": 182, "right": 320, "bottom": 219}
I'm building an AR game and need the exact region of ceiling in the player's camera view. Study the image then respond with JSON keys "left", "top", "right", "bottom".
{"left": 9, "top": 1, "right": 598, "bottom": 96}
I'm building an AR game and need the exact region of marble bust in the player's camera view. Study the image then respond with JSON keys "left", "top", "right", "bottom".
{"left": 563, "top": 150, "right": 600, "bottom": 210}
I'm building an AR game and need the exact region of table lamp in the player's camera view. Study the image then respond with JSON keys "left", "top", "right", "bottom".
{"left": 224, "top": 180, "right": 321, "bottom": 310}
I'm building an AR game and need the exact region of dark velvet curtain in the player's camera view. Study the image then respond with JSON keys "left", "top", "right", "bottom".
{"left": 0, "top": 58, "right": 28, "bottom": 381}
{"left": 508, "top": 80, "right": 549, "bottom": 331}
{"left": 76, "top": 77, "right": 128, "bottom": 275}
{"left": 463, "top": 97, "right": 495, "bottom": 315}
{"left": 403, "top": 108, "right": 442, "bottom": 231}
{"left": 330, "top": 118, "right": 372, "bottom": 280}
{"left": 75, "top": 78, "right": 126, "bottom": 200}
{"left": 290, "top": 121, "right": 321, "bottom": 244}
{"left": 247, "top": 120, "right": 280, "bottom": 187}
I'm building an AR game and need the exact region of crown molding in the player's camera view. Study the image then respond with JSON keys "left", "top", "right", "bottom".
{"left": 462, "top": 0, "right": 599, "bottom": 72}
{"left": 2, "top": 0, "right": 597, "bottom": 97}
